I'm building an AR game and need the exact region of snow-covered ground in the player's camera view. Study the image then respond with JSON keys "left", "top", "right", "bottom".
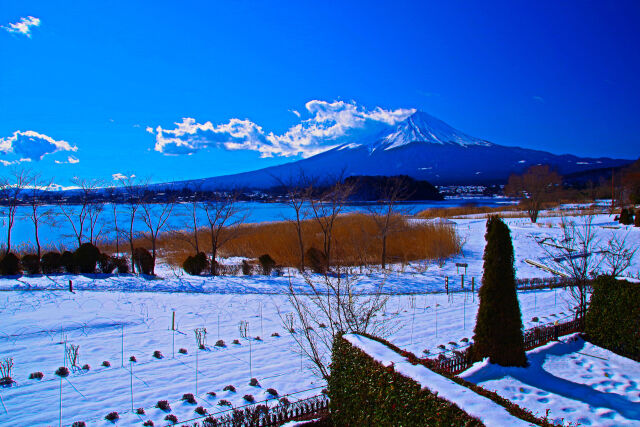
{"left": 461, "top": 334, "right": 640, "bottom": 426}
{"left": 0, "top": 209, "right": 638, "bottom": 425}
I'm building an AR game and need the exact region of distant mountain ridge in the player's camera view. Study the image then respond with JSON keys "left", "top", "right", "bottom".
{"left": 160, "top": 111, "right": 632, "bottom": 190}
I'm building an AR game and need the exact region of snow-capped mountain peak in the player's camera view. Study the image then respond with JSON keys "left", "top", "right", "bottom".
{"left": 366, "top": 111, "right": 493, "bottom": 152}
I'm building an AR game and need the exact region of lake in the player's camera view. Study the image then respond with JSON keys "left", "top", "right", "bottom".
{"left": 2, "top": 198, "right": 514, "bottom": 251}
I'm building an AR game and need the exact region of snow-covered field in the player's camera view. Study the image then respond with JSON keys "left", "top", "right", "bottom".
{"left": 0, "top": 209, "right": 638, "bottom": 426}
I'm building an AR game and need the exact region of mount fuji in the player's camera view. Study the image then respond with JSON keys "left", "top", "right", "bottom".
{"left": 172, "top": 111, "right": 631, "bottom": 189}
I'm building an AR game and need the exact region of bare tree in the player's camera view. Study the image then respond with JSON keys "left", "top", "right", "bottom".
{"left": 600, "top": 232, "right": 637, "bottom": 278}
{"left": 536, "top": 214, "right": 601, "bottom": 319}
{"left": 276, "top": 172, "right": 314, "bottom": 272}
{"left": 173, "top": 184, "right": 203, "bottom": 254}
{"left": 283, "top": 267, "right": 397, "bottom": 380}
{"left": 58, "top": 177, "right": 103, "bottom": 246}
{"left": 308, "top": 177, "right": 354, "bottom": 268}
{"left": 365, "top": 176, "right": 411, "bottom": 269}
{"left": 140, "top": 186, "right": 176, "bottom": 275}
{"left": 0, "top": 167, "right": 33, "bottom": 253}
{"left": 506, "top": 165, "right": 562, "bottom": 223}
{"left": 24, "top": 173, "right": 57, "bottom": 257}
{"left": 105, "top": 186, "right": 121, "bottom": 255}
{"left": 118, "top": 174, "right": 145, "bottom": 271}
{"left": 201, "top": 191, "right": 247, "bottom": 275}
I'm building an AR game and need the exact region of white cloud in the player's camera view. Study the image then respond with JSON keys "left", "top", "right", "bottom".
{"left": 0, "top": 130, "right": 78, "bottom": 165}
{"left": 533, "top": 95, "right": 545, "bottom": 103}
{"left": 150, "top": 100, "right": 415, "bottom": 158}
{"left": 112, "top": 172, "right": 135, "bottom": 181}
{"left": 2, "top": 16, "right": 40, "bottom": 37}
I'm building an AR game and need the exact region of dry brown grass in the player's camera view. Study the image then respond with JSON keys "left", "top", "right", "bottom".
{"left": 118, "top": 213, "right": 462, "bottom": 269}
{"left": 416, "top": 204, "right": 519, "bottom": 219}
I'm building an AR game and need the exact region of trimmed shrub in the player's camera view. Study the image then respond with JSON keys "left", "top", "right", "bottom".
{"left": 178, "top": 348, "right": 187, "bottom": 354}
{"left": 101, "top": 360, "right": 111, "bottom": 367}
{"left": 279, "top": 397, "right": 290, "bottom": 406}
{"left": 72, "top": 422, "right": 86, "bottom": 427}
{"left": 232, "top": 339, "right": 240, "bottom": 345}
{"left": 586, "top": 276, "right": 639, "bottom": 361}
{"left": 156, "top": 400, "right": 171, "bottom": 411}
{"left": 98, "top": 253, "right": 117, "bottom": 274}
{"left": 207, "top": 391, "right": 216, "bottom": 398}
{"left": 249, "top": 377, "right": 260, "bottom": 386}
{"left": 305, "top": 247, "right": 327, "bottom": 274}
{"left": 129, "top": 356, "right": 137, "bottom": 362}
{"left": 271, "top": 332, "right": 280, "bottom": 337}
{"left": 218, "top": 399, "right": 231, "bottom": 406}
{"left": 182, "top": 393, "right": 196, "bottom": 404}
{"left": 113, "top": 256, "right": 130, "bottom": 274}
{"left": 329, "top": 335, "right": 483, "bottom": 426}
{"left": 472, "top": 216, "right": 527, "bottom": 367}
{"left": 223, "top": 384, "right": 236, "bottom": 392}
{"left": 74, "top": 243, "right": 101, "bottom": 273}
{"left": 55, "top": 366, "right": 69, "bottom": 377}
{"left": 133, "top": 247, "right": 154, "bottom": 275}
{"left": 21, "top": 254, "right": 41, "bottom": 275}
{"left": 241, "top": 259, "right": 252, "bottom": 275}
{"left": 82, "top": 364, "right": 90, "bottom": 371}
{"left": 183, "top": 252, "right": 209, "bottom": 276}
{"left": 195, "top": 406, "right": 207, "bottom": 415}
{"left": 136, "top": 408, "right": 145, "bottom": 415}
{"left": 215, "top": 340, "right": 225, "bottom": 347}
{"left": 0, "top": 253, "right": 21, "bottom": 276}
{"left": 266, "top": 388, "right": 278, "bottom": 396}
{"left": 29, "top": 371, "right": 44, "bottom": 380}
{"left": 41, "top": 251, "right": 63, "bottom": 274}
{"left": 61, "top": 251, "right": 79, "bottom": 274}
{"left": 143, "top": 421, "right": 154, "bottom": 427}
{"left": 164, "top": 414, "right": 178, "bottom": 423}
{"left": 243, "top": 394, "right": 255, "bottom": 402}
{"left": 153, "top": 350, "right": 163, "bottom": 359}
{"left": 619, "top": 208, "right": 634, "bottom": 225}
{"left": 105, "top": 412, "right": 119, "bottom": 422}
{"left": 258, "top": 254, "right": 276, "bottom": 275}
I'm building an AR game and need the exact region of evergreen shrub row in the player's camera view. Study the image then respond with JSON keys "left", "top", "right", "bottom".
{"left": 585, "top": 276, "right": 639, "bottom": 361}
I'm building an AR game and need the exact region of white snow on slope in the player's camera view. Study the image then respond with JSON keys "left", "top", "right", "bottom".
{"left": 461, "top": 335, "right": 640, "bottom": 426}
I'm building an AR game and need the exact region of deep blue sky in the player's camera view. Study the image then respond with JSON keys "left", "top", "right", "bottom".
{"left": 1, "top": 1, "right": 639, "bottom": 185}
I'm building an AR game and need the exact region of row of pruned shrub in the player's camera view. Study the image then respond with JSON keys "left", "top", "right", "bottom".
{"left": 0, "top": 244, "right": 156, "bottom": 276}
{"left": 337, "top": 333, "right": 561, "bottom": 426}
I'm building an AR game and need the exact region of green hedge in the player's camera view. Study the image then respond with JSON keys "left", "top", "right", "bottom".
{"left": 585, "top": 276, "right": 639, "bottom": 361}
{"left": 328, "top": 335, "right": 484, "bottom": 426}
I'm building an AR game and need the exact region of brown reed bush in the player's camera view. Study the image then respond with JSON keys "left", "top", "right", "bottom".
{"left": 139, "top": 213, "right": 462, "bottom": 269}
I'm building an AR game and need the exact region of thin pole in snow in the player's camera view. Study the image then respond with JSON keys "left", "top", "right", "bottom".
{"left": 121, "top": 325, "right": 124, "bottom": 368}
{"left": 196, "top": 347, "right": 199, "bottom": 396}
{"left": 59, "top": 376, "right": 62, "bottom": 427}
{"left": 217, "top": 313, "right": 220, "bottom": 339}
{"left": 0, "top": 392, "right": 7, "bottom": 414}
{"left": 260, "top": 302, "right": 263, "bottom": 338}
{"left": 130, "top": 360, "right": 134, "bottom": 412}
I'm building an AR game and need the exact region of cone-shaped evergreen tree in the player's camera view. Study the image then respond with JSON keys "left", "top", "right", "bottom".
{"left": 472, "top": 216, "right": 527, "bottom": 367}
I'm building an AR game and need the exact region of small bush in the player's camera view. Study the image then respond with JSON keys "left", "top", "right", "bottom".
{"left": 258, "top": 254, "right": 276, "bottom": 275}
{"left": 102, "top": 360, "right": 111, "bottom": 367}
{"left": 232, "top": 339, "right": 240, "bottom": 345}
{"left": 72, "top": 422, "right": 86, "bottom": 427}
{"left": 271, "top": 332, "right": 280, "bottom": 337}
{"left": 218, "top": 399, "right": 231, "bottom": 406}
{"left": 279, "top": 397, "right": 290, "bottom": 406}
{"left": 183, "top": 252, "right": 209, "bottom": 276}
{"left": 207, "top": 391, "right": 217, "bottom": 398}
{"left": 266, "top": 388, "right": 278, "bottom": 396}
{"left": 0, "top": 253, "right": 21, "bottom": 276}
{"left": 105, "top": 412, "right": 119, "bottom": 422}
{"left": 255, "top": 336, "right": 262, "bottom": 341}
{"left": 195, "top": 406, "right": 207, "bottom": 415}
{"left": 223, "top": 385, "right": 236, "bottom": 392}
{"left": 113, "top": 256, "right": 130, "bottom": 274}
{"left": 305, "top": 247, "right": 327, "bottom": 274}
{"left": 98, "top": 253, "right": 117, "bottom": 274}
{"left": 243, "top": 394, "right": 255, "bottom": 402}
{"left": 249, "top": 377, "right": 260, "bottom": 387}
{"left": 74, "top": 242, "right": 101, "bottom": 273}
{"left": 21, "top": 254, "right": 41, "bottom": 275}
{"left": 156, "top": 400, "right": 171, "bottom": 411}
{"left": 55, "top": 366, "right": 69, "bottom": 377}
{"left": 82, "top": 364, "right": 90, "bottom": 371}
{"left": 215, "top": 340, "right": 225, "bottom": 347}
{"left": 136, "top": 407, "right": 145, "bottom": 415}
{"left": 182, "top": 393, "right": 196, "bottom": 404}
{"left": 129, "top": 356, "right": 137, "bottom": 362}
{"left": 29, "top": 371, "right": 44, "bottom": 380}
{"left": 164, "top": 414, "right": 178, "bottom": 424}
{"left": 41, "top": 251, "right": 63, "bottom": 274}
{"left": 143, "top": 421, "right": 154, "bottom": 427}
{"left": 241, "top": 259, "right": 252, "bottom": 275}
{"left": 531, "top": 317, "right": 539, "bottom": 322}
{"left": 133, "top": 247, "right": 154, "bottom": 275}
{"left": 61, "top": 251, "right": 79, "bottom": 274}
{"left": 153, "top": 350, "right": 163, "bottom": 359}
{"left": 178, "top": 348, "right": 187, "bottom": 354}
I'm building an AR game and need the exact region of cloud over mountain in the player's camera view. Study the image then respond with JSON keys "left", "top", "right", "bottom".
{"left": 0, "top": 130, "right": 78, "bottom": 165}
{"left": 150, "top": 100, "right": 415, "bottom": 158}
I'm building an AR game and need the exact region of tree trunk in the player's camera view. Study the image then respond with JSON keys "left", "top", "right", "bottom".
{"left": 381, "top": 234, "right": 387, "bottom": 270}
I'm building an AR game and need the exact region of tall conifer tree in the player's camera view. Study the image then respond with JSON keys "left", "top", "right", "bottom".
{"left": 473, "top": 216, "right": 527, "bottom": 366}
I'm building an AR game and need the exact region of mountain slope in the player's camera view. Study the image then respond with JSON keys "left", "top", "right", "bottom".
{"left": 167, "top": 112, "right": 632, "bottom": 189}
